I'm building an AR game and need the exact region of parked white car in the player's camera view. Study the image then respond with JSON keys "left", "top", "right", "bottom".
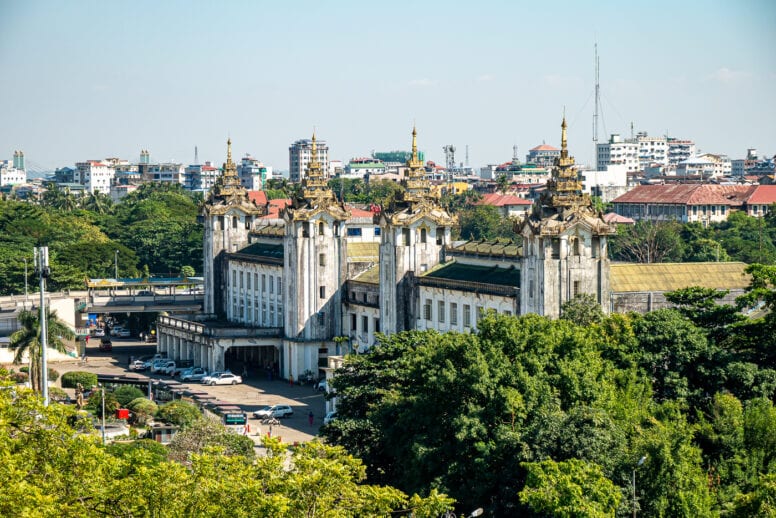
{"left": 151, "top": 360, "right": 174, "bottom": 374}
{"left": 253, "top": 404, "right": 294, "bottom": 419}
{"left": 204, "top": 372, "right": 242, "bottom": 386}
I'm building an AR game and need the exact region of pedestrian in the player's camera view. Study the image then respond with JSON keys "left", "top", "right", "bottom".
{"left": 242, "top": 365, "right": 248, "bottom": 379}
{"left": 308, "top": 411, "right": 314, "bottom": 427}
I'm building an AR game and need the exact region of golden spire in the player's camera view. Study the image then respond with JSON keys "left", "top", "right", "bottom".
{"left": 227, "top": 137, "right": 233, "bottom": 164}
{"left": 411, "top": 125, "right": 418, "bottom": 162}
{"left": 560, "top": 116, "right": 568, "bottom": 159}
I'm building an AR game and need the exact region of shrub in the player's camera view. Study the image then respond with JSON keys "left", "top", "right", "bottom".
{"left": 106, "top": 439, "right": 168, "bottom": 465}
{"left": 127, "top": 397, "right": 158, "bottom": 425}
{"left": 113, "top": 386, "right": 145, "bottom": 406}
{"left": 48, "top": 368, "right": 60, "bottom": 382}
{"left": 19, "top": 366, "right": 29, "bottom": 373}
{"left": 49, "top": 387, "right": 69, "bottom": 403}
{"left": 10, "top": 371, "right": 28, "bottom": 384}
{"left": 61, "top": 371, "right": 97, "bottom": 389}
{"left": 156, "top": 400, "right": 201, "bottom": 429}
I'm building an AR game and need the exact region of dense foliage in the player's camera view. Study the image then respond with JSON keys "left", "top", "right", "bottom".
{"left": 323, "top": 274, "right": 776, "bottom": 516}
{"left": 0, "top": 183, "right": 202, "bottom": 294}
{"left": 0, "top": 386, "right": 452, "bottom": 517}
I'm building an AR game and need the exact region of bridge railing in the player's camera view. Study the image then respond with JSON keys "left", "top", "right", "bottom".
{"left": 158, "top": 315, "right": 282, "bottom": 338}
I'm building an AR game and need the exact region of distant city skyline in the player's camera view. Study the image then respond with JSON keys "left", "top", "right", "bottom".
{"left": 1, "top": 0, "right": 774, "bottom": 173}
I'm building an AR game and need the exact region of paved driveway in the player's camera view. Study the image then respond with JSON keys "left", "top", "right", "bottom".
{"left": 49, "top": 338, "right": 327, "bottom": 446}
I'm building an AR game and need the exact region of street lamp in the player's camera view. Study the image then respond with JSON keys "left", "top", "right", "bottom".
{"left": 114, "top": 250, "right": 119, "bottom": 280}
{"left": 100, "top": 383, "right": 106, "bottom": 446}
{"left": 633, "top": 455, "right": 646, "bottom": 518}
{"left": 23, "top": 257, "right": 28, "bottom": 300}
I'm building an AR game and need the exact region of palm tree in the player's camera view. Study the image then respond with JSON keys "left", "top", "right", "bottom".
{"left": 9, "top": 309, "right": 75, "bottom": 392}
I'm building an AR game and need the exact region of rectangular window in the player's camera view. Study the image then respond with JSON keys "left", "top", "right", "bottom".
{"left": 262, "top": 274, "right": 266, "bottom": 293}
{"left": 573, "top": 280, "right": 581, "bottom": 297}
{"left": 450, "top": 302, "right": 458, "bottom": 326}
{"left": 374, "top": 317, "right": 380, "bottom": 333}
{"left": 318, "top": 312, "right": 325, "bottom": 326}
{"left": 362, "top": 315, "right": 369, "bottom": 334}
{"left": 269, "top": 276, "right": 274, "bottom": 294}
{"left": 374, "top": 227, "right": 381, "bottom": 236}
{"left": 436, "top": 227, "right": 445, "bottom": 245}
{"left": 350, "top": 313, "right": 357, "bottom": 332}
{"left": 347, "top": 227, "right": 362, "bottom": 237}
{"left": 402, "top": 228, "right": 411, "bottom": 246}
{"left": 278, "top": 278, "right": 282, "bottom": 296}
{"left": 269, "top": 304, "right": 274, "bottom": 325}
{"left": 262, "top": 302, "right": 267, "bottom": 322}
{"left": 476, "top": 306, "right": 484, "bottom": 324}
{"left": 254, "top": 273, "right": 258, "bottom": 291}
{"left": 239, "top": 271, "right": 244, "bottom": 289}
{"left": 438, "top": 300, "right": 445, "bottom": 323}
{"left": 463, "top": 304, "right": 471, "bottom": 328}
{"left": 232, "top": 270, "right": 236, "bottom": 286}
{"left": 319, "top": 253, "right": 326, "bottom": 266}
{"left": 424, "top": 299, "right": 432, "bottom": 321}
{"left": 420, "top": 228, "right": 427, "bottom": 243}
{"left": 320, "top": 286, "right": 326, "bottom": 299}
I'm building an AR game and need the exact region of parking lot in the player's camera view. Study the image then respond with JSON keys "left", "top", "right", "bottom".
{"left": 52, "top": 338, "right": 327, "bottom": 446}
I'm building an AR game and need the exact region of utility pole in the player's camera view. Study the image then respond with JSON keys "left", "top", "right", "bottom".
{"left": 23, "top": 257, "right": 28, "bottom": 300}
{"left": 101, "top": 384, "right": 106, "bottom": 446}
{"left": 34, "top": 247, "right": 50, "bottom": 406}
{"left": 115, "top": 250, "right": 119, "bottom": 280}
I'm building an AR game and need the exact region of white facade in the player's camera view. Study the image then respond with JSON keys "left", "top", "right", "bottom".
{"left": 697, "top": 153, "right": 732, "bottom": 178}
{"left": 226, "top": 259, "right": 284, "bottom": 327}
{"left": 415, "top": 287, "right": 515, "bottom": 333}
{"left": 289, "top": 139, "right": 329, "bottom": 182}
{"left": 596, "top": 135, "right": 640, "bottom": 172}
{"left": 580, "top": 164, "right": 628, "bottom": 195}
{"left": 76, "top": 161, "right": 114, "bottom": 194}
{"left": 636, "top": 133, "right": 669, "bottom": 169}
{"left": 185, "top": 162, "right": 220, "bottom": 192}
{"left": 147, "top": 163, "right": 185, "bottom": 184}
{"left": 667, "top": 139, "right": 696, "bottom": 165}
{"left": 0, "top": 160, "right": 26, "bottom": 186}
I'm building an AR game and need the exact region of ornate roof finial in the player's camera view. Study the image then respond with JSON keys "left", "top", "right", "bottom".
{"left": 411, "top": 125, "right": 418, "bottom": 162}
{"left": 227, "top": 137, "right": 233, "bottom": 165}
{"left": 560, "top": 114, "right": 568, "bottom": 159}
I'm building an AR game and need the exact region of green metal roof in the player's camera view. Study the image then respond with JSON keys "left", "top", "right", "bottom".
{"left": 423, "top": 261, "right": 520, "bottom": 287}
{"left": 235, "top": 242, "right": 285, "bottom": 261}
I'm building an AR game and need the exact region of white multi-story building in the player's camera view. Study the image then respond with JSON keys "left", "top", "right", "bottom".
{"left": 635, "top": 132, "right": 669, "bottom": 169}
{"left": 289, "top": 137, "right": 329, "bottom": 182}
{"left": 667, "top": 139, "right": 696, "bottom": 165}
{"left": 238, "top": 155, "right": 270, "bottom": 191}
{"left": 75, "top": 160, "right": 113, "bottom": 194}
{"left": 0, "top": 152, "right": 26, "bottom": 186}
{"left": 147, "top": 163, "right": 185, "bottom": 184}
{"left": 343, "top": 158, "right": 385, "bottom": 179}
{"left": 596, "top": 134, "right": 640, "bottom": 172}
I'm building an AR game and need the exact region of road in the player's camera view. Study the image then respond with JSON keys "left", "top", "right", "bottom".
{"left": 52, "top": 338, "right": 327, "bottom": 447}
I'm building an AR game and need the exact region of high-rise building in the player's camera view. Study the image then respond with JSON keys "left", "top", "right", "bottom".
{"left": 75, "top": 160, "right": 113, "bottom": 194}
{"left": 667, "top": 138, "right": 696, "bottom": 165}
{"left": 289, "top": 138, "right": 329, "bottom": 183}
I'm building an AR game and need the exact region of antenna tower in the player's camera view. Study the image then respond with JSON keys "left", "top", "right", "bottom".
{"left": 465, "top": 145, "right": 469, "bottom": 167}
{"left": 194, "top": 146, "right": 199, "bottom": 165}
{"left": 593, "top": 43, "right": 600, "bottom": 144}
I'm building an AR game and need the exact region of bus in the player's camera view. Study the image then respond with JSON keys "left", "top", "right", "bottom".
{"left": 203, "top": 403, "right": 248, "bottom": 433}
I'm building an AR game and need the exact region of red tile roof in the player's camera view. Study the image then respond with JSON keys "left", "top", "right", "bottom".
{"left": 530, "top": 144, "right": 559, "bottom": 151}
{"left": 612, "top": 184, "right": 755, "bottom": 206}
{"left": 748, "top": 185, "right": 776, "bottom": 205}
{"left": 477, "top": 193, "right": 533, "bottom": 207}
{"left": 603, "top": 212, "right": 635, "bottom": 224}
{"left": 345, "top": 205, "right": 374, "bottom": 218}
{"left": 268, "top": 198, "right": 291, "bottom": 208}
{"left": 248, "top": 191, "right": 268, "bottom": 205}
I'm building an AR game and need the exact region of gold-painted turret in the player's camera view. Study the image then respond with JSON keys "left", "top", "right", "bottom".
{"left": 543, "top": 116, "right": 588, "bottom": 210}
{"left": 401, "top": 126, "right": 436, "bottom": 203}
{"left": 209, "top": 138, "right": 249, "bottom": 202}
{"left": 299, "top": 131, "right": 337, "bottom": 205}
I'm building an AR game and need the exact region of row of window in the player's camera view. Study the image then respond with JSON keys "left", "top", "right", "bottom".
{"left": 349, "top": 313, "right": 380, "bottom": 336}
{"left": 422, "top": 299, "right": 511, "bottom": 328}
{"left": 232, "top": 270, "right": 282, "bottom": 296}
{"left": 231, "top": 297, "right": 284, "bottom": 327}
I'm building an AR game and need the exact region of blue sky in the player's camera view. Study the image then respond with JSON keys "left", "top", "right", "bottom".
{"left": 1, "top": 0, "right": 774, "bottom": 173}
